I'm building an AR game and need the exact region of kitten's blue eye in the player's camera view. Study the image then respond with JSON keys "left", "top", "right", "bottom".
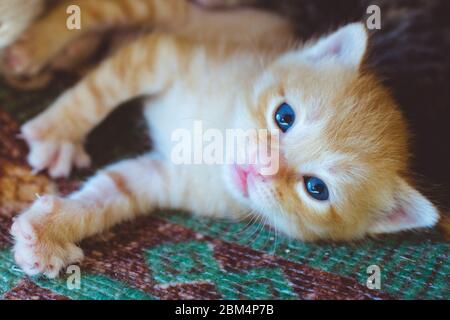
{"left": 304, "top": 176, "right": 329, "bottom": 201}
{"left": 274, "top": 103, "right": 296, "bottom": 133}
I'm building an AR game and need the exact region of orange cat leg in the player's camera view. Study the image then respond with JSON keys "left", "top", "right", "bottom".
{"left": 21, "top": 34, "right": 188, "bottom": 178}
{"left": 11, "top": 155, "right": 173, "bottom": 278}
{"left": 2, "top": 0, "right": 191, "bottom": 76}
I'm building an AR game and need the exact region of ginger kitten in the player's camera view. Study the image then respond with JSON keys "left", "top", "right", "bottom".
{"left": 4, "top": 0, "right": 439, "bottom": 278}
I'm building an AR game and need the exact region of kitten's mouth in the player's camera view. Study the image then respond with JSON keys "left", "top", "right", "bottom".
{"left": 232, "top": 165, "right": 250, "bottom": 198}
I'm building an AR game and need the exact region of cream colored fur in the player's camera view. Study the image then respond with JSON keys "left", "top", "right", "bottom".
{"left": 0, "top": 0, "right": 44, "bottom": 48}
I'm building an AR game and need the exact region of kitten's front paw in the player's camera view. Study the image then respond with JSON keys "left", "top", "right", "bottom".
{"left": 21, "top": 119, "right": 91, "bottom": 178}
{"left": 11, "top": 196, "right": 84, "bottom": 278}
{"left": 1, "top": 36, "right": 47, "bottom": 76}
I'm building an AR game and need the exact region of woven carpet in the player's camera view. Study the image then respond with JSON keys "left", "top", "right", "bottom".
{"left": 0, "top": 73, "right": 449, "bottom": 300}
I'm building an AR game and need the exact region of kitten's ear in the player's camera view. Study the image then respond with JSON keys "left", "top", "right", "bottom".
{"left": 301, "top": 23, "right": 368, "bottom": 69}
{"left": 369, "top": 179, "right": 440, "bottom": 234}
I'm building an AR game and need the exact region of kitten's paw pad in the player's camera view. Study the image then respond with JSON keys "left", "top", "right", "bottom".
{"left": 1, "top": 38, "right": 43, "bottom": 76}
{"left": 11, "top": 196, "right": 84, "bottom": 278}
{"left": 2, "top": 42, "right": 32, "bottom": 74}
{"left": 13, "top": 240, "right": 84, "bottom": 278}
{"left": 21, "top": 122, "right": 91, "bottom": 178}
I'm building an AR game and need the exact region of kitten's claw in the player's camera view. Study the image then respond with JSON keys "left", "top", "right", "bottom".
{"left": 11, "top": 196, "right": 84, "bottom": 278}
{"left": 21, "top": 119, "right": 91, "bottom": 178}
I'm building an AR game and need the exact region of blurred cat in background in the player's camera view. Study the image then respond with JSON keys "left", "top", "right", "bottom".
{"left": 0, "top": 0, "right": 108, "bottom": 89}
{"left": 0, "top": 0, "right": 44, "bottom": 49}
{"left": 1, "top": 0, "right": 440, "bottom": 278}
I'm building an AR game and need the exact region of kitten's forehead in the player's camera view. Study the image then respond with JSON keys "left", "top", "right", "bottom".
{"left": 255, "top": 62, "right": 365, "bottom": 129}
{"left": 254, "top": 60, "right": 355, "bottom": 103}
{"left": 285, "top": 139, "right": 368, "bottom": 190}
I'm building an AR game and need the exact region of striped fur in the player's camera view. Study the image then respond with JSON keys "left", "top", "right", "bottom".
{"left": 0, "top": 0, "right": 44, "bottom": 49}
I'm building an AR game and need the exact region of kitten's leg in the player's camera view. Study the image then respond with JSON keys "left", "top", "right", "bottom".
{"left": 12, "top": 155, "right": 175, "bottom": 278}
{"left": 2, "top": 0, "right": 190, "bottom": 76}
{"left": 22, "top": 34, "right": 189, "bottom": 178}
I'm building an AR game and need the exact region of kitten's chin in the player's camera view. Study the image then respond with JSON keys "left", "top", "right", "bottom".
{"left": 224, "top": 165, "right": 265, "bottom": 206}
{"left": 223, "top": 166, "right": 319, "bottom": 240}
{"left": 223, "top": 164, "right": 250, "bottom": 202}
{"left": 224, "top": 166, "right": 301, "bottom": 239}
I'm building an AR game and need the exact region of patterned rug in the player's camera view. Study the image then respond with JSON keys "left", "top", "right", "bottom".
{"left": 0, "top": 74, "right": 448, "bottom": 300}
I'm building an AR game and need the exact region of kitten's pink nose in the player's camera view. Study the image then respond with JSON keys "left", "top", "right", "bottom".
{"left": 233, "top": 163, "right": 275, "bottom": 198}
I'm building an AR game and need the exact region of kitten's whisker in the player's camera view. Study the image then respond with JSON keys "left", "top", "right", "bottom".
{"left": 236, "top": 211, "right": 259, "bottom": 239}
{"left": 270, "top": 202, "right": 288, "bottom": 254}
{"left": 244, "top": 214, "right": 263, "bottom": 242}
{"left": 272, "top": 229, "right": 279, "bottom": 254}
{"left": 240, "top": 211, "right": 263, "bottom": 244}
{"left": 246, "top": 214, "right": 266, "bottom": 248}
{"left": 237, "top": 211, "right": 256, "bottom": 230}
{"left": 261, "top": 223, "right": 273, "bottom": 250}
{"left": 258, "top": 216, "right": 270, "bottom": 247}
{"left": 234, "top": 210, "right": 255, "bottom": 223}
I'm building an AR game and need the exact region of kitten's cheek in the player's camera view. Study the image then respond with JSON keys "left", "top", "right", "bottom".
{"left": 246, "top": 174, "right": 267, "bottom": 201}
